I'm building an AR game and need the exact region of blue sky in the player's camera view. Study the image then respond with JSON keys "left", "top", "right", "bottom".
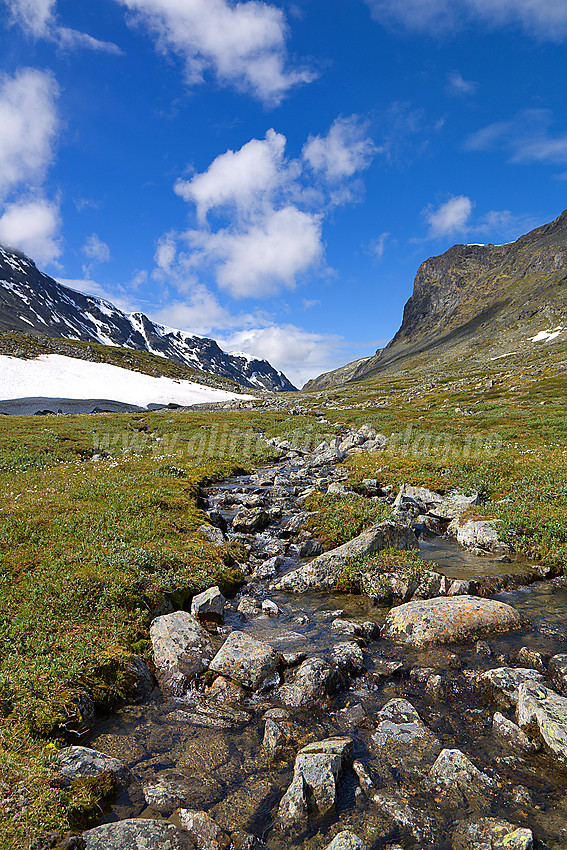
{"left": 1, "top": 0, "right": 567, "bottom": 386}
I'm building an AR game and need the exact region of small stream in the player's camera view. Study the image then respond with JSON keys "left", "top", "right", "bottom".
{"left": 86, "top": 459, "right": 567, "bottom": 850}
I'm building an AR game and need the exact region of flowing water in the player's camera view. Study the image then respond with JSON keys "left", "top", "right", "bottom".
{"left": 86, "top": 465, "right": 567, "bottom": 849}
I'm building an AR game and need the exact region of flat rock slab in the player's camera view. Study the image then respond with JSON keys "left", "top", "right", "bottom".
{"left": 517, "top": 682, "right": 567, "bottom": 761}
{"left": 479, "top": 667, "right": 545, "bottom": 707}
{"left": 370, "top": 698, "right": 442, "bottom": 782}
{"left": 279, "top": 737, "right": 353, "bottom": 825}
{"left": 83, "top": 819, "right": 195, "bottom": 850}
{"left": 58, "top": 746, "right": 132, "bottom": 787}
{"left": 384, "top": 595, "right": 522, "bottom": 647}
{"left": 275, "top": 521, "right": 418, "bottom": 593}
{"left": 210, "top": 630, "right": 279, "bottom": 690}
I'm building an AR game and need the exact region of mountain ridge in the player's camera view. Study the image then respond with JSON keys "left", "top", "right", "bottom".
{"left": 0, "top": 247, "right": 296, "bottom": 392}
{"left": 305, "top": 209, "right": 567, "bottom": 390}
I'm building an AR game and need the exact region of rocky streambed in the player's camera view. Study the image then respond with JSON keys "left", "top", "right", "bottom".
{"left": 61, "top": 425, "right": 567, "bottom": 850}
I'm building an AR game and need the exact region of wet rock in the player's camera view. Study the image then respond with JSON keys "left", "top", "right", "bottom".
{"left": 209, "top": 631, "right": 280, "bottom": 690}
{"left": 206, "top": 510, "right": 227, "bottom": 532}
{"left": 548, "top": 653, "right": 567, "bottom": 694}
{"left": 237, "top": 596, "right": 261, "bottom": 617}
{"left": 281, "top": 650, "right": 307, "bottom": 667}
{"left": 360, "top": 621, "right": 380, "bottom": 640}
{"left": 451, "top": 817, "right": 533, "bottom": 850}
{"left": 447, "top": 578, "right": 471, "bottom": 596}
{"left": 476, "top": 640, "right": 492, "bottom": 657}
{"left": 278, "top": 737, "right": 353, "bottom": 825}
{"left": 516, "top": 646, "right": 546, "bottom": 672}
{"left": 479, "top": 667, "right": 545, "bottom": 707}
{"left": 275, "top": 521, "right": 418, "bottom": 592}
{"left": 191, "top": 586, "right": 226, "bottom": 622}
{"left": 384, "top": 596, "right": 521, "bottom": 647}
{"left": 369, "top": 660, "right": 404, "bottom": 680}
{"left": 393, "top": 483, "right": 443, "bottom": 515}
{"left": 449, "top": 517, "right": 513, "bottom": 555}
{"left": 178, "top": 810, "right": 230, "bottom": 850}
{"left": 369, "top": 790, "right": 434, "bottom": 843}
{"left": 206, "top": 676, "right": 247, "bottom": 704}
{"left": 331, "top": 618, "right": 364, "bottom": 637}
{"left": 230, "top": 832, "right": 267, "bottom": 850}
{"left": 198, "top": 524, "right": 226, "bottom": 547}
{"left": 280, "top": 657, "right": 341, "bottom": 706}
{"left": 83, "top": 819, "right": 194, "bottom": 850}
{"left": 330, "top": 642, "right": 365, "bottom": 675}
{"left": 429, "top": 491, "right": 480, "bottom": 521}
{"left": 425, "top": 748, "right": 493, "bottom": 808}
{"left": 142, "top": 773, "right": 224, "bottom": 813}
{"left": 299, "top": 539, "right": 323, "bottom": 557}
{"left": 251, "top": 556, "right": 282, "bottom": 580}
{"left": 150, "top": 611, "right": 213, "bottom": 694}
{"left": 125, "top": 654, "right": 156, "bottom": 702}
{"left": 262, "top": 718, "right": 299, "bottom": 759}
{"left": 370, "top": 698, "right": 442, "bottom": 782}
{"left": 212, "top": 777, "right": 279, "bottom": 833}
{"left": 232, "top": 509, "right": 271, "bottom": 534}
{"left": 58, "top": 746, "right": 132, "bottom": 788}
{"left": 324, "top": 831, "right": 367, "bottom": 850}
{"left": 261, "top": 599, "right": 281, "bottom": 617}
{"left": 492, "top": 712, "right": 540, "bottom": 754}
{"left": 517, "top": 682, "right": 567, "bottom": 761}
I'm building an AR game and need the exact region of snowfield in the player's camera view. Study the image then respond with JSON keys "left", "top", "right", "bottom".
{"left": 0, "top": 354, "right": 255, "bottom": 409}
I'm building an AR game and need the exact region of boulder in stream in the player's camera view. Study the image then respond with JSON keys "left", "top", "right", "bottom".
{"left": 451, "top": 817, "right": 534, "bottom": 850}
{"left": 83, "top": 819, "right": 194, "bottom": 850}
{"left": 150, "top": 610, "right": 214, "bottom": 694}
{"left": 58, "top": 746, "right": 132, "bottom": 788}
{"left": 279, "top": 657, "right": 341, "bottom": 706}
{"left": 370, "top": 698, "right": 442, "bottom": 782}
{"left": 384, "top": 596, "right": 522, "bottom": 647}
{"left": 209, "top": 631, "right": 280, "bottom": 690}
{"left": 275, "top": 521, "right": 418, "bottom": 592}
{"left": 517, "top": 681, "right": 567, "bottom": 761}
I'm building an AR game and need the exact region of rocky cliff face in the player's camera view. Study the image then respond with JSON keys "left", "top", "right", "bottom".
{"left": 306, "top": 209, "right": 567, "bottom": 389}
{"left": 0, "top": 247, "right": 296, "bottom": 392}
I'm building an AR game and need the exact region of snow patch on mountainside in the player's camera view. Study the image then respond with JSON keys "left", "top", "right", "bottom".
{"left": 530, "top": 326, "right": 565, "bottom": 343}
{"left": 0, "top": 355, "right": 255, "bottom": 408}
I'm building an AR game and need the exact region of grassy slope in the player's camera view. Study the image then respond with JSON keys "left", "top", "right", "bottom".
{"left": 0, "top": 342, "right": 566, "bottom": 846}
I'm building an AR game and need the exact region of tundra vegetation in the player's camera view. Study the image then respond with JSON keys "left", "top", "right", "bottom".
{"left": 0, "top": 340, "right": 566, "bottom": 847}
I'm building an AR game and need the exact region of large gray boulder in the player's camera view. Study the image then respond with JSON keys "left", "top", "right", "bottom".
{"left": 393, "top": 484, "right": 443, "bottom": 515}
{"left": 430, "top": 491, "right": 480, "bottom": 521}
{"left": 516, "top": 682, "right": 567, "bottom": 761}
{"left": 58, "top": 746, "right": 132, "bottom": 788}
{"left": 278, "top": 737, "right": 353, "bottom": 825}
{"left": 150, "top": 610, "right": 214, "bottom": 694}
{"left": 83, "top": 819, "right": 195, "bottom": 849}
{"left": 275, "top": 521, "right": 418, "bottom": 593}
{"left": 279, "top": 657, "right": 341, "bottom": 706}
{"left": 209, "top": 631, "right": 279, "bottom": 690}
{"left": 384, "top": 596, "right": 522, "bottom": 647}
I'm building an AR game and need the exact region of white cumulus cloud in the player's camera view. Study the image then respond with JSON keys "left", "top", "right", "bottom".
{"left": 5, "top": 0, "right": 122, "bottom": 51}
{"left": 303, "top": 116, "right": 377, "bottom": 181}
{"left": 365, "top": 0, "right": 567, "bottom": 41}
{"left": 116, "top": 0, "right": 313, "bottom": 104}
{"left": 0, "top": 67, "right": 59, "bottom": 200}
{"left": 83, "top": 233, "right": 111, "bottom": 264}
{"left": 425, "top": 195, "right": 473, "bottom": 237}
{"left": 0, "top": 197, "right": 61, "bottom": 264}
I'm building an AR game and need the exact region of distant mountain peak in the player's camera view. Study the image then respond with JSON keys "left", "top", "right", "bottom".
{"left": 0, "top": 247, "right": 296, "bottom": 392}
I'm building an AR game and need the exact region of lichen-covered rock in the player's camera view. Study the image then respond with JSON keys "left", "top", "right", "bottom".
{"left": 191, "top": 586, "right": 226, "bottom": 621}
{"left": 198, "top": 524, "right": 226, "bottom": 547}
{"left": 451, "top": 817, "right": 533, "bottom": 850}
{"left": 278, "top": 737, "right": 353, "bottom": 825}
{"left": 209, "top": 631, "right": 279, "bottom": 690}
{"left": 479, "top": 667, "right": 545, "bottom": 707}
{"left": 425, "top": 748, "right": 493, "bottom": 809}
{"left": 384, "top": 596, "right": 521, "bottom": 647}
{"left": 548, "top": 653, "right": 567, "bottom": 694}
{"left": 262, "top": 718, "right": 298, "bottom": 759}
{"left": 275, "top": 522, "right": 418, "bottom": 592}
{"left": 83, "top": 819, "right": 194, "bottom": 849}
{"left": 370, "top": 698, "right": 442, "bottom": 782}
{"left": 324, "top": 831, "right": 367, "bottom": 850}
{"left": 492, "top": 712, "right": 540, "bottom": 754}
{"left": 58, "top": 746, "right": 132, "bottom": 788}
{"left": 280, "top": 657, "right": 341, "bottom": 706}
{"left": 150, "top": 611, "right": 214, "bottom": 694}
{"left": 516, "top": 682, "right": 567, "bottom": 761}
{"left": 449, "top": 517, "right": 513, "bottom": 555}
{"left": 330, "top": 642, "right": 365, "bottom": 675}
{"left": 142, "top": 772, "right": 224, "bottom": 813}
{"left": 177, "top": 810, "right": 230, "bottom": 850}
{"left": 393, "top": 483, "right": 443, "bottom": 515}
{"left": 232, "top": 508, "right": 271, "bottom": 533}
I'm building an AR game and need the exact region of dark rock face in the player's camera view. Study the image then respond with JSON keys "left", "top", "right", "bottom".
{"left": 0, "top": 246, "right": 296, "bottom": 392}
{"left": 305, "top": 209, "right": 567, "bottom": 389}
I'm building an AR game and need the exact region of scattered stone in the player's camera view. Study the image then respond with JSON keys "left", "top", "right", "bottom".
{"left": 150, "top": 610, "right": 213, "bottom": 694}
{"left": 479, "top": 667, "right": 545, "bottom": 707}
{"left": 237, "top": 596, "right": 261, "bottom": 617}
{"left": 384, "top": 596, "right": 522, "bottom": 647}
{"left": 251, "top": 556, "right": 282, "bottom": 580}
{"left": 83, "top": 820, "right": 194, "bottom": 850}
{"left": 262, "top": 718, "right": 298, "bottom": 759}
{"left": 209, "top": 631, "right": 280, "bottom": 690}
{"left": 261, "top": 599, "right": 281, "bottom": 617}
{"left": 198, "top": 524, "right": 226, "bottom": 547}
{"left": 280, "top": 657, "right": 341, "bottom": 706}
{"left": 278, "top": 737, "right": 353, "bottom": 825}
{"left": 517, "top": 682, "right": 567, "bottom": 761}
{"left": 476, "top": 640, "right": 492, "bottom": 657}
{"left": 231, "top": 832, "right": 268, "bottom": 850}
{"left": 492, "top": 712, "right": 540, "bottom": 754}
{"left": 516, "top": 646, "right": 546, "bottom": 672}
{"left": 178, "top": 810, "right": 230, "bottom": 850}
{"left": 451, "top": 817, "right": 534, "bottom": 850}
{"left": 58, "top": 746, "right": 132, "bottom": 788}
{"left": 191, "top": 586, "right": 226, "bottom": 622}
{"left": 425, "top": 748, "right": 493, "bottom": 808}
{"left": 324, "top": 832, "right": 367, "bottom": 850}
{"left": 232, "top": 509, "right": 271, "bottom": 534}
{"left": 331, "top": 618, "right": 363, "bottom": 636}
{"left": 370, "top": 698, "right": 442, "bottom": 782}
{"left": 299, "top": 538, "right": 323, "bottom": 557}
